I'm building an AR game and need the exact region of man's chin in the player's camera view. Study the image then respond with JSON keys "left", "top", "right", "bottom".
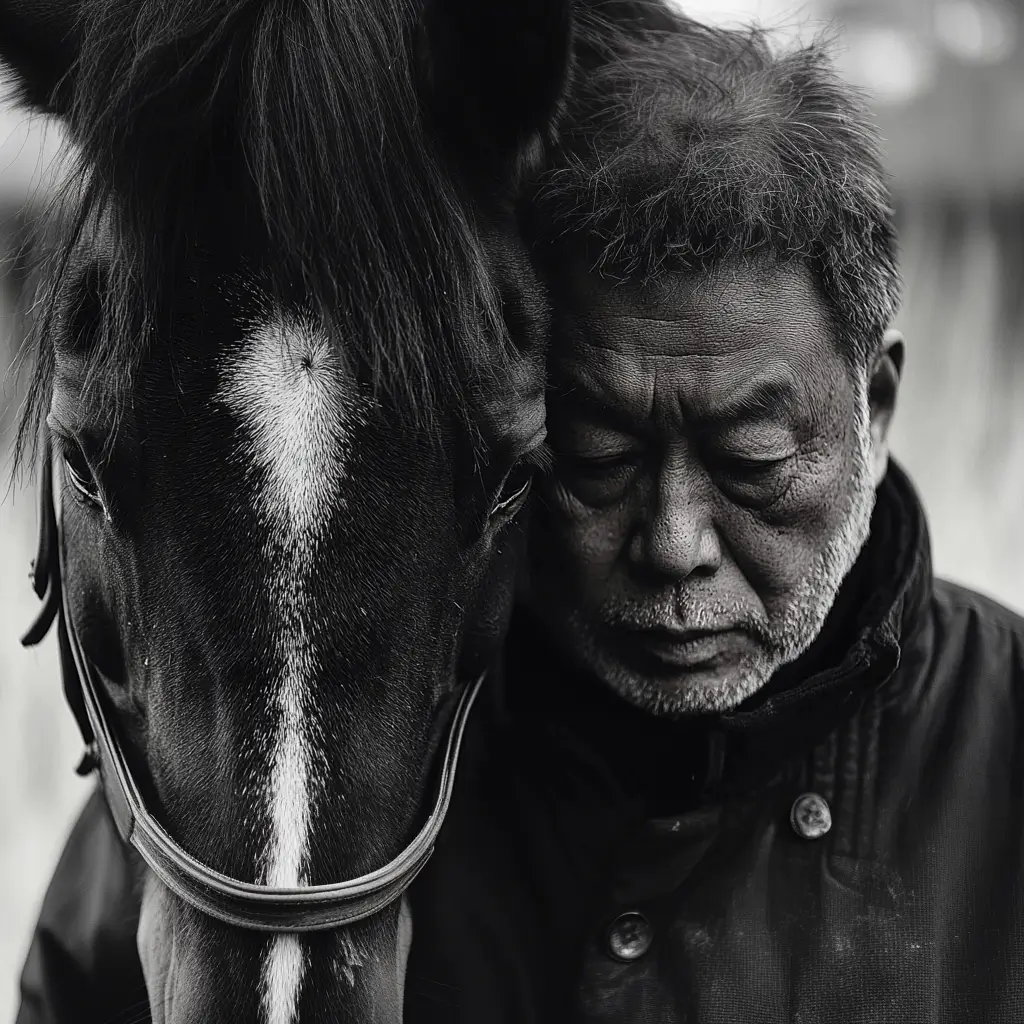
{"left": 582, "top": 645, "right": 774, "bottom": 717}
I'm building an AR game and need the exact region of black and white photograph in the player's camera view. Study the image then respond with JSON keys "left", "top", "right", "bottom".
{"left": 2, "top": 0, "right": 1023, "bottom": 1021}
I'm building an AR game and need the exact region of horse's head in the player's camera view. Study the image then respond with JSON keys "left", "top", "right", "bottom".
{"left": 2, "top": 1, "right": 572, "bottom": 1019}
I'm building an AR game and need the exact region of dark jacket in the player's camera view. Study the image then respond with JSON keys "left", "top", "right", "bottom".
{"left": 17, "top": 463, "right": 1024, "bottom": 1023}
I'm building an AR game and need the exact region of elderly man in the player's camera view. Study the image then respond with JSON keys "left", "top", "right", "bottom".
{"left": 17, "top": 13, "right": 1024, "bottom": 1024}
{"left": 403, "top": 17, "right": 1024, "bottom": 1024}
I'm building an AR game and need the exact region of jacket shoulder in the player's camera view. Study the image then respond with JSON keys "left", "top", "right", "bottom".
{"left": 16, "top": 788, "right": 145, "bottom": 1024}
{"left": 917, "top": 578, "right": 1024, "bottom": 742}
{"left": 933, "top": 578, "right": 1024, "bottom": 640}
{"left": 937, "top": 577, "right": 1024, "bottom": 647}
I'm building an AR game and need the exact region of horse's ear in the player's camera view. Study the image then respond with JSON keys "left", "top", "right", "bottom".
{"left": 421, "top": 0, "right": 573, "bottom": 175}
{"left": 0, "top": 1, "right": 80, "bottom": 115}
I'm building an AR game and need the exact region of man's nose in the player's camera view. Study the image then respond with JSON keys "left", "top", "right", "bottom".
{"left": 630, "top": 459, "right": 721, "bottom": 581}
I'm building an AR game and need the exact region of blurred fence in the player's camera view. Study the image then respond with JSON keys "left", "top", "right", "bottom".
{"left": 2, "top": 1, "right": 1024, "bottom": 1020}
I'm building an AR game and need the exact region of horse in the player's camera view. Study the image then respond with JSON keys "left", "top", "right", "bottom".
{"left": 0, "top": 0, "right": 574, "bottom": 1020}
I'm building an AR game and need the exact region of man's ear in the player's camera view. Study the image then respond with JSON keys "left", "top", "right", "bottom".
{"left": 867, "top": 328, "right": 905, "bottom": 487}
{"left": 0, "top": 1, "right": 80, "bottom": 115}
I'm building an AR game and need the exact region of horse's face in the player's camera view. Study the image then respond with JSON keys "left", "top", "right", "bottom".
{"left": 49, "top": 250, "right": 542, "bottom": 1019}
{"left": 3, "top": 0, "right": 572, "bottom": 1020}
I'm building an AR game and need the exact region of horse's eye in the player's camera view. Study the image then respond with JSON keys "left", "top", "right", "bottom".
{"left": 60, "top": 443, "right": 102, "bottom": 507}
{"left": 488, "top": 462, "right": 534, "bottom": 522}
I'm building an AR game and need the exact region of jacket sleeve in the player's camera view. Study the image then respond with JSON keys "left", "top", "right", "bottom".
{"left": 16, "top": 787, "right": 148, "bottom": 1024}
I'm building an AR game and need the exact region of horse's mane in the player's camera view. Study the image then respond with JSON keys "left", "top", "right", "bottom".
{"left": 14, "top": 0, "right": 510, "bottom": 469}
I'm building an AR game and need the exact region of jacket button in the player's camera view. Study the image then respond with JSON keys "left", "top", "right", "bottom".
{"left": 606, "top": 911, "right": 653, "bottom": 962}
{"left": 790, "top": 792, "right": 832, "bottom": 839}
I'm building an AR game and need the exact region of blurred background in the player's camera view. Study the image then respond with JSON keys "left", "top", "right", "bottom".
{"left": 2, "top": 0, "right": 1024, "bottom": 1018}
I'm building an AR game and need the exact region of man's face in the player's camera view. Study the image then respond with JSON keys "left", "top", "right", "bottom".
{"left": 526, "top": 257, "right": 899, "bottom": 715}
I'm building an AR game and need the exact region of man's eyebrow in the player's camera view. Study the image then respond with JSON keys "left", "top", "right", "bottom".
{"left": 693, "top": 377, "right": 802, "bottom": 428}
{"left": 553, "top": 389, "right": 647, "bottom": 435}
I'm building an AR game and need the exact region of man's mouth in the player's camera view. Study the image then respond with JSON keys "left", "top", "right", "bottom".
{"left": 611, "top": 625, "right": 744, "bottom": 669}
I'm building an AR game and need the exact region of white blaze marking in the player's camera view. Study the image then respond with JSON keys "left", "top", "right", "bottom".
{"left": 219, "top": 310, "right": 368, "bottom": 1023}
{"left": 264, "top": 935, "right": 304, "bottom": 1024}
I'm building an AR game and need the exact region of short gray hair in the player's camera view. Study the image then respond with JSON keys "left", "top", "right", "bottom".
{"left": 527, "top": 10, "right": 902, "bottom": 368}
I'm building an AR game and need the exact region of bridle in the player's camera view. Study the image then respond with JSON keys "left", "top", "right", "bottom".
{"left": 22, "top": 440, "right": 484, "bottom": 932}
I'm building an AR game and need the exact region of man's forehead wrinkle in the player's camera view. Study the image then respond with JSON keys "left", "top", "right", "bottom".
{"left": 557, "top": 340, "right": 656, "bottom": 422}
{"left": 556, "top": 319, "right": 816, "bottom": 432}
{"left": 581, "top": 305, "right": 826, "bottom": 354}
{"left": 563, "top": 258, "right": 833, "bottom": 348}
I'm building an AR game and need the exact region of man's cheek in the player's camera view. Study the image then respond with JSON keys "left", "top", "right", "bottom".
{"left": 733, "top": 528, "right": 820, "bottom": 603}
{"left": 542, "top": 482, "right": 625, "bottom": 556}
{"left": 719, "top": 470, "right": 849, "bottom": 597}
{"left": 747, "top": 444, "right": 853, "bottom": 535}
{"left": 546, "top": 475, "right": 602, "bottom": 522}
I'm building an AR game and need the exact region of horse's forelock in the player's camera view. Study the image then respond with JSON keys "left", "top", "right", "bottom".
{"left": 15, "top": 0, "right": 515, "bottom": 472}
